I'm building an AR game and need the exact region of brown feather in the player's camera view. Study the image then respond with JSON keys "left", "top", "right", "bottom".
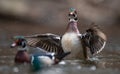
{"left": 24, "top": 33, "right": 64, "bottom": 55}
{"left": 82, "top": 26, "right": 107, "bottom": 55}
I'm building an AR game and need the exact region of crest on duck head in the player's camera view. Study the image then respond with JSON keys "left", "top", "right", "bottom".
{"left": 69, "top": 8, "right": 76, "bottom": 12}
{"left": 14, "top": 36, "right": 25, "bottom": 40}
{"left": 13, "top": 36, "right": 26, "bottom": 44}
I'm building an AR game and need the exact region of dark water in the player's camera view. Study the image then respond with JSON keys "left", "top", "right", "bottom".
{"left": 0, "top": 48, "right": 120, "bottom": 74}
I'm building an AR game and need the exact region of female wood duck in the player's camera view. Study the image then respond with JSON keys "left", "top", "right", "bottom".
{"left": 13, "top": 8, "right": 107, "bottom": 60}
{"left": 10, "top": 36, "right": 71, "bottom": 70}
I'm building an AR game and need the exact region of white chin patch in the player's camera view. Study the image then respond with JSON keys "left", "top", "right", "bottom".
{"left": 18, "top": 46, "right": 28, "bottom": 51}
{"left": 70, "top": 19, "right": 76, "bottom": 22}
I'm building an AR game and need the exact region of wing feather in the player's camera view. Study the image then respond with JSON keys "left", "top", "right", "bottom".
{"left": 24, "top": 33, "right": 64, "bottom": 55}
{"left": 82, "top": 27, "right": 107, "bottom": 55}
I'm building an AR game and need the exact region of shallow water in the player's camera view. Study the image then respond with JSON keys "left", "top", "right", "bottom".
{"left": 0, "top": 49, "right": 120, "bottom": 74}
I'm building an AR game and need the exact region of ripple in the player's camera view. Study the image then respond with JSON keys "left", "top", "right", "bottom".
{"left": 59, "top": 61, "right": 66, "bottom": 65}
{"left": 0, "top": 66, "right": 10, "bottom": 71}
{"left": 13, "top": 67, "right": 19, "bottom": 73}
{"left": 40, "top": 68, "right": 64, "bottom": 74}
{"left": 89, "top": 66, "right": 96, "bottom": 71}
{"left": 76, "top": 65, "right": 82, "bottom": 70}
{"left": 0, "top": 55, "right": 14, "bottom": 59}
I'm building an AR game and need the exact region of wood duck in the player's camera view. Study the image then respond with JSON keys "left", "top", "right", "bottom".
{"left": 13, "top": 8, "right": 107, "bottom": 60}
{"left": 10, "top": 37, "right": 71, "bottom": 70}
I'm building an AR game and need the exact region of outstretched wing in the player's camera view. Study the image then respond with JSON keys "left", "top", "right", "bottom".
{"left": 24, "top": 33, "right": 64, "bottom": 55}
{"left": 82, "top": 27, "right": 107, "bottom": 55}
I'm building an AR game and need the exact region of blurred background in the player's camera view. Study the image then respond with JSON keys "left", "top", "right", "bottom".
{"left": 0, "top": 0, "right": 120, "bottom": 74}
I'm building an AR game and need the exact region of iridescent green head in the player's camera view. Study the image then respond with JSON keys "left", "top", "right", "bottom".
{"left": 14, "top": 36, "right": 25, "bottom": 40}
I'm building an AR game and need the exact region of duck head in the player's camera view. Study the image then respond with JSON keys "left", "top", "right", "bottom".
{"left": 69, "top": 8, "right": 78, "bottom": 22}
{"left": 11, "top": 36, "right": 27, "bottom": 48}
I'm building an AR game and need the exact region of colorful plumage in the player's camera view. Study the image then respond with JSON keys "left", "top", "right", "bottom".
{"left": 11, "top": 37, "right": 70, "bottom": 70}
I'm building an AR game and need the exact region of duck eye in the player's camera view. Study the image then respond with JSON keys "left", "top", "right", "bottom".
{"left": 72, "top": 14, "right": 75, "bottom": 17}
{"left": 15, "top": 40, "right": 19, "bottom": 44}
{"left": 15, "top": 39, "right": 22, "bottom": 45}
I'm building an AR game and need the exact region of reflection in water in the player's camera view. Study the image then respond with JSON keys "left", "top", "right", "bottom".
{"left": 0, "top": 52, "right": 120, "bottom": 74}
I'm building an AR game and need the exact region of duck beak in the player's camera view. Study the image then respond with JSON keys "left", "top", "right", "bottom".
{"left": 10, "top": 43, "right": 16, "bottom": 48}
{"left": 69, "top": 9, "right": 78, "bottom": 21}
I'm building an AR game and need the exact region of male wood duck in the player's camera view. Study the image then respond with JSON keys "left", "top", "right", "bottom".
{"left": 13, "top": 8, "right": 107, "bottom": 60}
{"left": 10, "top": 36, "right": 71, "bottom": 70}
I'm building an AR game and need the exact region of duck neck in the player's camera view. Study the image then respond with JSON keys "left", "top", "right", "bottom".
{"left": 66, "top": 21, "right": 79, "bottom": 34}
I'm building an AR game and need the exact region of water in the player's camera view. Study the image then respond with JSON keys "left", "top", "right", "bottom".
{"left": 0, "top": 49, "right": 120, "bottom": 74}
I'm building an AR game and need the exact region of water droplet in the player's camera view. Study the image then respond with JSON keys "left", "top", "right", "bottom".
{"left": 13, "top": 67, "right": 19, "bottom": 73}
{"left": 59, "top": 61, "right": 66, "bottom": 65}
{"left": 90, "top": 66, "right": 96, "bottom": 71}
{"left": 77, "top": 66, "right": 82, "bottom": 70}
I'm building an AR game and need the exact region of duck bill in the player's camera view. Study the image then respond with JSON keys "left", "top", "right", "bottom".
{"left": 10, "top": 43, "right": 17, "bottom": 48}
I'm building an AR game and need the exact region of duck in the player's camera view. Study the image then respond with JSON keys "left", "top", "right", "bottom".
{"left": 13, "top": 8, "right": 107, "bottom": 60}
{"left": 10, "top": 36, "right": 71, "bottom": 70}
